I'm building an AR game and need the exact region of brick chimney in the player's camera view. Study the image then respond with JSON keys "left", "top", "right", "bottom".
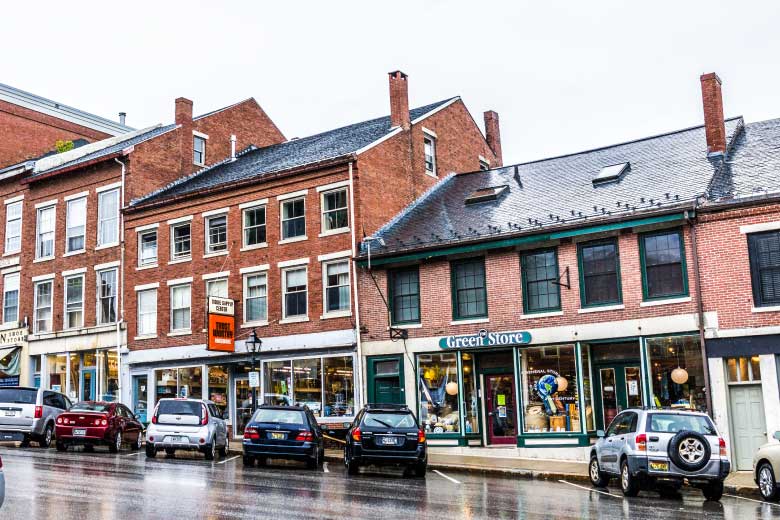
{"left": 484, "top": 110, "right": 503, "bottom": 167}
{"left": 388, "top": 71, "right": 410, "bottom": 130}
{"left": 175, "top": 97, "right": 194, "bottom": 172}
{"left": 700, "top": 73, "right": 726, "bottom": 156}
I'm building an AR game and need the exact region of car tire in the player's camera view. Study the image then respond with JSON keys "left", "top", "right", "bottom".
{"left": 307, "top": 449, "right": 319, "bottom": 469}
{"left": 204, "top": 442, "right": 216, "bottom": 461}
{"left": 589, "top": 455, "right": 610, "bottom": 488}
{"left": 413, "top": 461, "right": 427, "bottom": 478}
{"left": 39, "top": 423, "right": 53, "bottom": 448}
{"left": 145, "top": 444, "right": 156, "bottom": 458}
{"left": 668, "top": 430, "right": 711, "bottom": 472}
{"left": 19, "top": 435, "right": 30, "bottom": 448}
{"left": 702, "top": 480, "right": 724, "bottom": 501}
{"left": 759, "top": 462, "right": 780, "bottom": 502}
{"left": 218, "top": 436, "right": 229, "bottom": 458}
{"left": 620, "top": 459, "right": 640, "bottom": 497}
{"left": 55, "top": 441, "right": 67, "bottom": 452}
{"left": 242, "top": 455, "right": 254, "bottom": 467}
{"left": 109, "top": 431, "right": 122, "bottom": 453}
{"left": 132, "top": 432, "right": 142, "bottom": 451}
{"left": 346, "top": 450, "right": 359, "bottom": 475}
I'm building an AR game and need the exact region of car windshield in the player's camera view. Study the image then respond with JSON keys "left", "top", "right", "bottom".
{"left": 252, "top": 409, "right": 305, "bottom": 425}
{"left": 70, "top": 402, "right": 110, "bottom": 412}
{"left": 0, "top": 388, "right": 36, "bottom": 404}
{"left": 648, "top": 413, "right": 717, "bottom": 435}
{"left": 157, "top": 400, "right": 203, "bottom": 417}
{"left": 363, "top": 412, "right": 416, "bottom": 429}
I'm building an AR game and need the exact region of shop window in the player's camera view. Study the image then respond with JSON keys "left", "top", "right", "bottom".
{"left": 324, "top": 260, "right": 350, "bottom": 315}
{"left": 321, "top": 188, "right": 349, "bottom": 233}
{"left": 208, "top": 366, "right": 229, "bottom": 417}
{"left": 640, "top": 230, "right": 687, "bottom": 299}
{"left": 137, "top": 289, "right": 157, "bottom": 337}
{"left": 282, "top": 267, "right": 308, "bottom": 319}
{"left": 3, "top": 272, "right": 19, "bottom": 324}
{"left": 390, "top": 267, "right": 420, "bottom": 325}
{"left": 138, "top": 229, "right": 158, "bottom": 266}
{"left": 64, "top": 275, "right": 84, "bottom": 329}
{"left": 581, "top": 345, "right": 595, "bottom": 431}
{"left": 65, "top": 196, "right": 86, "bottom": 253}
{"left": 34, "top": 280, "right": 53, "bottom": 333}
{"left": 243, "top": 205, "right": 266, "bottom": 247}
{"left": 647, "top": 335, "right": 706, "bottom": 411}
{"left": 4, "top": 200, "right": 21, "bottom": 254}
{"left": 521, "top": 249, "right": 561, "bottom": 313}
{"left": 154, "top": 366, "right": 202, "bottom": 400}
{"left": 418, "top": 352, "right": 460, "bottom": 433}
{"left": 171, "top": 222, "right": 191, "bottom": 260}
{"left": 100, "top": 350, "right": 119, "bottom": 401}
{"left": 293, "top": 358, "right": 322, "bottom": 416}
{"left": 579, "top": 239, "right": 621, "bottom": 307}
{"left": 726, "top": 357, "right": 761, "bottom": 383}
{"left": 244, "top": 273, "right": 268, "bottom": 323}
{"left": 520, "top": 345, "right": 581, "bottom": 433}
{"left": 36, "top": 205, "right": 55, "bottom": 260}
{"left": 451, "top": 258, "right": 487, "bottom": 320}
{"left": 264, "top": 360, "right": 292, "bottom": 405}
{"left": 68, "top": 353, "right": 79, "bottom": 400}
{"left": 47, "top": 354, "right": 67, "bottom": 392}
{"left": 281, "top": 197, "right": 306, "bottom": 240}
{"left": 97, "top": 188, "right": 119, "bottom": 247}
{"left": 170, "top": 284, "right": 192, "bottom": 331}
{"left": 323, "top": 356, "right": 354, "bottom": 417}
{"left": 206, "top": 215, "right": 227, "bottom": 254}
{"left": 748, "top": 230, "right": 780, "bottom": 307}
{"left": 461, "top": 352, "right": 478, "bottom": 434}
{"left": 97, "top": 269, "right": 118, "bottom": 325}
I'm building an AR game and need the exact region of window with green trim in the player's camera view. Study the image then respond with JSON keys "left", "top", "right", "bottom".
{"left": 579, "top": 239, "right": 621, "bottom": 306}
{"left": 451, "top": 258, "right": 487, "bottom": 320}
{"left": 521, "top": 249, "right": 560, "bottom": 313}
{"left": 390, "top": 267, "right": 420, "bottom": 325}
{"left": 640, "top": 230, "right": 687, "bottom": 300}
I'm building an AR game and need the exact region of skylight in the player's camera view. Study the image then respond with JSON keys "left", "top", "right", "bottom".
{"left": 593, "top": 162, "right": 630, "bottom": 184}
{"left": 465, "top": 185, "right": 508, "bottom": 204}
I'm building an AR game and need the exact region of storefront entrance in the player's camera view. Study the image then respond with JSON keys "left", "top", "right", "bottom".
{"left": 80, "top": 368, "right": 96, "bottom": 402}
{"left": 592, "top": 363, "right": 643, "bottom": 429}
{"left": 485, "top": 374, "right": 516, "bottom": 444}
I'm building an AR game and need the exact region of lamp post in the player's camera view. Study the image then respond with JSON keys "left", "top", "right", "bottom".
{"left": 245, "top": 329, "right": 262, "bottom": 412}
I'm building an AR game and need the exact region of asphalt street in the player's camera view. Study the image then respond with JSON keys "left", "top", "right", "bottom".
{"left": 0, "top": 444, "right": 778, "bottom": 519}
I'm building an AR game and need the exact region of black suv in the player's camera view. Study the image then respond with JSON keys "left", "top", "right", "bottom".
{"left": 242, "top": 405, "right": 324, "bottom": 469}
{"left": 344, "top": 404, "right": 427, "bottom": 477}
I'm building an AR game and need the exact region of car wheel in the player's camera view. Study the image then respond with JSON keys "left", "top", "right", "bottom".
{"left": 702, "top": 480, "right": 724, "bottom": 501}
{"left": 306, "top": 449, "right": 319, "bottom": 469}
{"left": 242, "top": 455, "right": 254, "bottom": 467}
{"left": 204, "top": 442, "right": 216, "bottom": 461}
{"left": 759, "top": 462, "right": 780, "bottom": 502}
{"left": 19, "top": 435, "right": 30, "bottom": 448}
{"left": 218, "top": 436, "right": 229, "bottom": 458}
{"left": 620, "top": 460, "right": 640, "bottom": 497}
{"left": 55, "top": 441, "right": 67, "bottom": 452}
{"left": 132, "top": 432, "right": 143, "bottom": 451}
{"left": 589, "top": 455, "right": 610, "bottom": 488}
{"left": 413, "top": 461, "right": 427, "bottom": 478}
{"left": 109, "top": 431, "right": 122, "bottom": 453}
{"left": 346, "top": 453, "right": 359, "bottom": 475}
{"left": 39, "top": 423, "right": 53, "bottom": 448}
{"left": 145, "top": 444, "right": 157, "bottom": 458}
{"left": 668, "top": 430, "right": 711, "bottom": 472}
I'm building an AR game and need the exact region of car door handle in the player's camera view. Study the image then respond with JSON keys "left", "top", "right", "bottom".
{"left": 649, "top": 436, "right": 659, "bottom": 442}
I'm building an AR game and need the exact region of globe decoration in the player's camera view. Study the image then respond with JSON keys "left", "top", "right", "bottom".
{"left": 536, "top": 374, "right": 559, "bottom": 397}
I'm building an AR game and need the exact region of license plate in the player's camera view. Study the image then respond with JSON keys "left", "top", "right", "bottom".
{"left": 4, "top": 411, "right": 15, "bottom": 417}
{"left": 380, "top": 436, "right": 398, "bottom": 446}
{"left": 650, "top": 461, "right": 669, "bottom": 471}
{"left": 269, "top": 432, "right": 286, "bottom": 440}
{"left": 165, "top": 436, "right": 188, "bottom": 444}
{"left": 1, "top": 433, "right": 19, "bottom": 441}
{"left": 73, "top": 429, "right": 87, "bottom": 436}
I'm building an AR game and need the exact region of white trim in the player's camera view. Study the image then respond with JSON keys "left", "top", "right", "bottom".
{"left": 640, "top": 296, "right": 692, "bottom": 307}
{"left": 203, "top": 251, "right": 229, "bottom": 259}
{"left": 135, "top": 282, "right": 160, "bottom": 291}
{"left": 64, "top": 191, "right": 89, "bottom": 202}
{"left": 167, "top": 330, "right": 192, "bottom": 337}
{"left": 31, "top": 273, "right": 55, "bottom": 282}
{"left": 278, "top": 257, "right": 310, "bottom": 268}
{"left": 710, "top": 325, "right": 780, "bottom": 338}
{"left": 135, "top": 223, "right": 159, "bottom": 232}
{"left": 94, "top": 243, "right": 119, "bottom": 251}
{"left": 318, "top": 228, "right": 350, "bottom": 238}
{"left": 317, "top": 250, "right": 352, "bottom": 262}
{"left": 168, "top": 258, "right": 191, "bottom": 265}
{"left": 520, "top": 310, "right": 564, "bottom": 319}
{"left": 279, "top": 316, "right": 310, "bottom": 325}
{"left": 315, "top": 180, "right": 350, "bottom": 193}
{"left": 421, "top": 126, "right": 438, "bottom": 138}
{"left": 238, "top": 198, "right": 268, "bottom": 209}
{"left": 202, "top": 207, "right": 230, "bottom": 217}
{"left": 320, "top": 311, "right": 352, "bottom": 320}
{"left": 577, "top": 304, "right": 625, "bottom": 314}
{"left": 740, "top": 221, "right": 780, "bottom": 234}
{"left": 278, "top": 236, "right": 308, "bottom": 245}
{"left": 167, "top": 277, "right": 194, "bottom": 286}
{"left": 63, "top": 250, "right": 86, "bottom": 257}
{"left": 202, "top": 271, "right": 230, "bottom": 281}
{"left": 276, "top": 189, "right": 308, "bottom": 201}
{"left": 425, "top": 171, "right": 438, "bottom": 178}
{"left": 135, "top": 264, "right": 158, "bottom": 271}
{"left": 523, "top": 438, "right": 579, "bottom": 446}
{"left": 94, "top": 260, "right": 120, "bottom": 271}
{"left": 240, "top": 264, "right": 270, "bottom": 274}
{"left": 478, "top": 155, "right": 490, "bottom": 166}
{"left": 752, "top": 305, "right": 780, "bottom": 313}
{"left": 192, "top": 130, "right": 209, "bottom": 139}
{"left": 4, "top": 195, "right": 23, "bottom": 205}
{"left": 240, "top": 321, "right": 269, "bottom": 329}
{"left": 240, "top": 243, "right": 268, "bottom": 252}
{"left": 391, "top": 323, "right": 422, "bottom": 329}
{"left": 449, "top": 317, "right": 490, "bottom": 326}
{"left": 412, "top": 97, "right": 460, "bottom": 124}
{"left": 134, "top": 335, "right": 157, "bottom": 341}
{"left": 95, "top": 181, "right": 122, "bottom": 194}
{"left": 1, "top": 265, "right": 20, "bottom": 275}
{"left": 354, "top": 127, "right": 402, "bottom": 155}
{"left": 167, "top": 215, "right": 193, "bottom": 225}
{"left": 61, "top": 267, "right": 86, "bottom": 277}
{"left": 34, "top": 199, "right": 57, "bottom": 209}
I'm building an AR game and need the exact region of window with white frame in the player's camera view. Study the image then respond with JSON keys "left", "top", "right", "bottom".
{"left": 4, "top": 201, "right": 21, "bottom": 254}
{"left": 97, "top": 269, "right": 118, "bottom": 324}
{"left": 281, "top": 198, "right": 306, "bottom": 240}
{"left": 64, "top": 275, "right": 84, "bottom": 329}
{"left": 243, "top": 206, "right": 266, "bottom": 247}
{"left": 282, "top": 267, "right": 307, "bottom": 319}
{"left": 34, "top": 280, "right": 53, "bottom": 333}
{"left": 479, "top": 158, "right": 490, "bottom": 171}
{"left": 97, "top": 189, "right": 120, "bottom": 246}
{"left": 3, "top": 273, "right": 19, "bottom": 324}
{"left": 36, "top": 205, "right": 55, "bottom": 259}
{"left": 170, "top": 284, "right": 192, "bottom": 331}
{"left": 244, "top": 273, "right": 267, "bottom": 323}
{"left": 193, "top": 136, "right": 206, "bottom": 165}
{"left": 324, "top": 260, "right": 350, "bottom": 314}
{"left": 66, "top": 197, "right": 86, "bottom": 253}
{"left": 424, "top": 134, "right": 437, "bottom": 175}
{"left": 171, "top": 222, "right": 191, "bottom": 260}
{"left": 321, "top": 188, "right": 348, "bottom": 233}
{"left": 137, "top": 289, "right": 157, "bottom": 337}
{"left": 138, "top": 230, "right": 158, "bottom": 266}
{"left": 206, "top": 278, "right": 228, "bottom": 298}
{"left": 206, "top": 215, "right": 227, "bottom": 253}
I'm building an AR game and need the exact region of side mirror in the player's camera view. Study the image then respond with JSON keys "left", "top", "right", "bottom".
{"left": 596, "top": 430, "right": 606, "bottom": 438}
{"left": 773, "top": 431, "right": 780, "bottom": 441}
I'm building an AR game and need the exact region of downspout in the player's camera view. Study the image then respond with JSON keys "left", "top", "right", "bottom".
{"left": 348, "top": 161, "right": 364, "bottom": 408}
{"left": 114, "top": 157, "right": 127, "bottom": 404}
{"left": 686, "top": 205, "right": 713, "bottom": 417}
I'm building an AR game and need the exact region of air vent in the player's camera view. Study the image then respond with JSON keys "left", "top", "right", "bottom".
{"left": 593, "top": 162, "right": 630, "bottom": 184}
{"left": 465, "top": 185, "right": 508, "bottom": 204}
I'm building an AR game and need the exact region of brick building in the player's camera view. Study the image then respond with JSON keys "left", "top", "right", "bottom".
{"left": 120, "top": 71, "right": 499, "bottom": 437}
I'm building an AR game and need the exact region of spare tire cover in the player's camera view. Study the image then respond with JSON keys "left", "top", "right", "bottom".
{"left": 668, "top": 430, "right": 711, "bottom": 472}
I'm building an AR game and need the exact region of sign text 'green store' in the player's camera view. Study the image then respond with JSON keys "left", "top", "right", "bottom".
{"left": 439, "top": 329, "right": 532, "bottom": 349}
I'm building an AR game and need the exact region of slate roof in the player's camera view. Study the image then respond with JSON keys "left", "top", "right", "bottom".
{"left": 366, "top": 118, "right": 745, "bottom": 256}
{"left": 131, "top": 97, "right": 458, "bottom": 206}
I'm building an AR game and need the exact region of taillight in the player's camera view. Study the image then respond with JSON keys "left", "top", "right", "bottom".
{"left": 201, "top": 404, "right": 209, "bottom": 426}
{"left": 243, "top": 427, "right": 260, "bottom": 440}
{"left": 351, "top": 427, "right": 361, "bottom": 442}
{"left": 151, "top": 415, "right": 158, "bottom": 424}
{"left": 56, "top": 417, "right": 63, "bottom": 425}
{"left": 418, "top": 430, "right": 426, "bottom": 443}
{"left": 94, "top": 418, "right": 101, "bottom": 426}
{"left": 34, "top": 406, "right": 42, "bottom": 419}
{"left": 635, "top": 433, "right": 646, "bottom": 452}
{"left": 101, "top": 419, "right": 108, "bottom": 426}
{"left": 295, "top": 431, "right": 314, "bottom": 442}
{"left": 719, "top": 437, "right": 727, "bottom": 457}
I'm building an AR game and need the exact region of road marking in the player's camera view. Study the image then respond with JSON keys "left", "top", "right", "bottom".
{"left": 724, "top": 493, "right": 780, "bottom": 507}
{"left": 323, "top": 462, "right": 329, "bottom": 473}
{"left": 433, "top": 469, "right": 461, "bottom": 484}
{"left": 123, "top": 451, "right": 144, "bottom": 457}
{"left": 558, "top": 479, "right": 620, "bottom": 498}
{"left": 217, "top": 455, "right": 240, "bottom": 465}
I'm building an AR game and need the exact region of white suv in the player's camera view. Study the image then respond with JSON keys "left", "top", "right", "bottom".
{"left": 589, "top": 408, "right": 730, "bottom": 500}
{"left": 145, "top": 398, "right": 229, "bottom": 460}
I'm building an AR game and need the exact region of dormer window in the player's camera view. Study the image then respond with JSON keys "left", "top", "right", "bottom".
{"left": 593, "top": 162, "right": 630, "bottom": 184}
{"left": 465, "top": 185, "right": 508, "bottom": 204}
{"left": 193, "top": 135, "right": 206, "bottom": 166}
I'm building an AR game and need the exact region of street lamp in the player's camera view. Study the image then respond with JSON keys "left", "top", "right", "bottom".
{"left": 245, "top": 329, "right": 262, "bottom": 412}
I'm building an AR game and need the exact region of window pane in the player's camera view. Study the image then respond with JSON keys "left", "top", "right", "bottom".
{"left": 245, "top": 274, "right": 267, "bottom": 322}
{"left": 750, "top": 231, "right": 780, "bottom": 306}
{"left": 647, "top": 336, "right": 707, "bottom": 412}
{"left": 325, "top": 261, "right": 350, "bottom": 313}
{"left": 137, "top": 289, "right": 157, "bottom": 336}
{"left": 3, "top": 273, "right": 19, "bottom": 323}
{"left": 171, "top": 285, "right": 191, "bottom": 330}
{"left": 98, "top": 270, "right": 117, "bottom": 324}
{"left": 520, "top": 345, "right": 580, "bottom": 433}
{"left": 323, "top": 189, "right": 348, "bottom": 231}
{"left": 98, "top": 190, "right": 119, "bottom": 246}
{"left": 35, "top": 281, "right": 53, "bottom": 332}
{"left": 293, "top": 358, "right": 322, "bottom": 416}
{"left": 418, "top": 352, "right": 459, "bottom": 433}
{"left": 391, "top": 268, "right": 420, "bottom": 324}
{"left": 65, "top": 276, "right": 83, "bottom": 329}
{"left": 5, "top": 201, "right": 22, "bottom": 253}
{"left": 643, "top": 232, "right": 684, "bottom": 298}
{"left": 453, "top": 259, "right": 487, "bottom": 318}
{"left": 66, "top": 198, "right": 86, "bottom": 252}
{"left": 462, "top": 352, "right": 478, "bottom": 433}
{"left": 206, "top": 279, "right": 228, "bottom": 298}
{"left": 207, "top": 216, "right": 227, "bottom": 252}
{"left": 171, "top": 223, "right": 191, "bottom": 258}
{"left": 36, "top": 206, "right": 55, "bottom": 258}
{"left": 264, "top": 360, "right": 292, "bottom": 405}
{"left": 522, "top": 250, "right": 560, "bottom": 312}
{"left": 243, "top": 207, "right": 266, "bottom": 246}
{"left": 139, "top": 231, "right": 157, "bottom": 265}
{"left": 581, "top": 242, "right": 620, "bottom": 305}
{"left": 284, "top": 268, "right": 307, "bottom": 318}
{"left": 281, "top": 199, "right": 306, "bottom": 239}
{"left": 323, "top": 356, "right": 354, "bottom": 417}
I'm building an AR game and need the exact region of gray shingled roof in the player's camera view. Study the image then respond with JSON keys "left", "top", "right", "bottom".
{"left": 367, "top": 118, "right": 744, "bottom": 256}
{"left": 132, "top": 98, "right": 458, "bottom": 206}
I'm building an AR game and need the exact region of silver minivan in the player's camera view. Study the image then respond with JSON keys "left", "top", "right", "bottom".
{"left": 145, "top": 398, "right": 229, "bottom": 460}
{"left": 0, "top": 387, "right": 71, "bottom": 447}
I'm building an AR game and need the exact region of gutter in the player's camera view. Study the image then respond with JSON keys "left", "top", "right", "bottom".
{"left": 22, "top": 150, "right": 127, "bottom": 184}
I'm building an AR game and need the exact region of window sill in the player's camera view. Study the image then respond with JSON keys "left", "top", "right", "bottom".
{"left": 240, "top": 321, "right": 269, "bottom": 329}
{"left": 640, "top": 296, "right": 691, "bottom": 307}
{"left": 168, "top": 257, "right": 192, "bottom": 265}
{"left": 63, "top": 250, "right": 86, "bottom": 257}
{"left": 752, "top": 305, "right": 780, "bottom": 313}
{"left": 33, "top": 257, "right": 54, "bottom": 263}
{"left": 449, "top": 317, "right": 489, "bottom": 326}
{"left": 240, "top": 243, "right": 268, "bottom": 252}
{"left": 2, "top": 251, "right": 20, "bottom": 257}
{"left": 578, "top": 304, "right": 624, "bottom": 314}
{"left": 318, "top": 228, "right": 350, "bottom": 238}
{"left": 278, "top": 236, "right": 308, "bottom": 245}
{"left": 136, "top": 264, "right": 158, "bottom": 271}
{"left": 520, "top": 310, "right": 564, "bottom": 319}
{"left": 194, "top": 162, "right": 205, "bottom": 167}
{"left": 279, "top": 316, "right": 309, "bottom": 324}
{"left": 203, "top": 251, "right": 228, "bottom": 259}
{"left": 134, "top": 335, "right": 157, "bottom": 341}
{"left": 95, "top": 243, "right": 119, "bottom": 251}
{"left": 321, "top": 311, "right": 352, "bottom": 320}
{"left": 425, "top": 171, "right": 438, "bottom": 178}
{"left": 167, "top": 330, "right": 192, "bottom": 337}
{"left": 389, "top": 323, "right": 422, "bottom": 329}
{"left": 0, "top": 321, "right": 19, "bottom": 330}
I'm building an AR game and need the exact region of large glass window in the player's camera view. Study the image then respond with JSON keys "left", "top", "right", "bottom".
{"left": 47, "top": 354, "right": 67, "bottom": 392}
{"left": 98, "top": 269, "right": 118, "bottom": 324}
{"left": 138, "top": 230, "right": 158, "bottom": 266}
{"left": 520, "top": 345, "right": 581, "bottom": 433}
{"left": 647, "top": 335, "right": 707, "bottom": 412}
{"left": 521, "top": 249, "right": 561, "bottom": 313}
{"left": 581, "top": 345, "right": 594, "bottom": 431}
{"left": 99, "top": 350, "right": 119, "bottom": 401}
{"left": 244, "top": 273, "right": 267, "bottom": 323}
{"left": 137, "top": 289, "right": 157, "bottom": 336}
{"left": 461, "top": 352, "right": 478, "bottom": 434}
{"left": 748, "top": 230, "right": 780, "bottom": 307}
{"left": 641, "top": 230, "right": 687, "bottom": 299}
{"left": 208, "top": 366, "right": 229, "bottom": 417}
{"left": 726, "top": 356, "right": 762, "bottom": 383}
{"left": 4, "top": 201, "right": 21, "bottom": 254}
{"left": 579, "top": 240, "right": 621, "bottom": 306}
{"left": 64, "top": 275, "right": 84, "bottom": 329}
{"left": 264, "top": 360, "right": 292, "bottom": 405}
{"left": 323, "top": 356, "right": 354, "bottom": 417}
{"left": 283, "top": 267, "right": 307, "bottom": 318}
{"left": 170, "top": 284, "right": 192, "bottom": 331}
{"left": 293, "top": 358, "right": 322, "bottom": 415}
{"left": 243, "top": 206, "right": 266, "bottom": 247}
{"left": 34, "top": 280, "right": 53, "bottom": 333}
{"left": 154, "top": 366, "right": 202, "bottom": 400}
{"left": 390, "top": 267, "right": 420, "bottom": 325}
{"left": 418, "top": 352, "right": 460, "bottom": 433}
{"left": 321, "top": 188, "right": 348, "bottom": 232}
{"left": 36, "top": 205, "right": 55, "bottom": 259}
{"left": 451, "top": 258, "right": 487, "bottom": 320}
{"left": 66, "top": 197, "right": 86, "bottom": 253}
{"left": 206, "top": 215, "right": 227, "bottom": 253}
{"left": 3, "top": 273, "right": 19, "bottom": 324}
{"left": 171, "top": 222, "right": 191, "bottom": 260}
{"left": 281, "top": 198, "right": 306, "bottom": 240}
{"left": 324, "top": 260, "right": 350, "bottom": 314}
{"left": 97, "top": 188, "right": 119, "bottom": 247}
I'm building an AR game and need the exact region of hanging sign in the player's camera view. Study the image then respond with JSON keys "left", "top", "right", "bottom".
{"left": 207, "top": 314, "right": 235, "bottom": 352}
{"left": 208, "top": 297, "right": 235, "bottom": 316}
{"left": 439, "top": 329, "right": 531, "bottom": 349}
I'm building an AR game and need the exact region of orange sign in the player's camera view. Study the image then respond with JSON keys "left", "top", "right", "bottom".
{"left": 208, "top": 314, "right": 235, "bottom": 352}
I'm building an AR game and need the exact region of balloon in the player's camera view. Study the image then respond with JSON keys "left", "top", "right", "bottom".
{"left": 445, "top": 381, "right": 459, "bottom": 395}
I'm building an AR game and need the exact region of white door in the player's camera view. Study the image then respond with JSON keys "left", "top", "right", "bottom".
{"left": 729, "top": 384, "right": 767, "bottom": 471}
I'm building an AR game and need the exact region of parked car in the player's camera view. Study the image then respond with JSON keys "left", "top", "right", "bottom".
{"left": 145, "top": 398, "right": 229, "bottom": 460}
{"left": 344, "top": 404, "right": 427, "bottom": 477}
{"left": 242, "top": 405, "right": 324, "bottom": 469}
{"left": 753, "top": 431, "right": 780, "bottom": 501}
{"left": 589, "top": 408, "right": 729, "bottom": 500}
{"left": 0, "top": 387, "right": 71, "bottom": 448}
{"left": 54, "top": 401, "right": 144, "bottom": 453}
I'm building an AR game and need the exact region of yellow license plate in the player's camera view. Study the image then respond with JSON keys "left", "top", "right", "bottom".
{"left": 650, "top": 461, "right": 669, "bottom": 471}
{"left": 270, "top": 432, "right": 286, "bottom": 440}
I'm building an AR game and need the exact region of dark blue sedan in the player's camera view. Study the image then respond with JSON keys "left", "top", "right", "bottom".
{"left": 242, "top": 405, "right": 324, "bottom": 469}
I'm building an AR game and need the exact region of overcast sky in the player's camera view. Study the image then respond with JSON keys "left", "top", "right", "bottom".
{"left": 3, "top": 1, "right": 779, "bottom": 164}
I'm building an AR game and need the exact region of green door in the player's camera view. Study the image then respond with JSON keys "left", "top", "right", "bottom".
{"left": 367, "top": 355, "right": 405, "bottom": 405}
{"left": 592, "top": 362, "right": 643, "bottom": 430}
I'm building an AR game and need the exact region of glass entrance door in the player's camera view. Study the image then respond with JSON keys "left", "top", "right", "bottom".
{"left": 133, "top": 375, "right": 148, "bottom": 424}
{"left": 234, "top": 378, "right": 252, "bottom": 437}
{"left": 81, "top": 368, "right": 96, "bottom": 402}
{"left": 485, "top": 374, "right": 517, "bottom": 445}
{"left": 593, "top": 363, "right": 643, "bottom": 430}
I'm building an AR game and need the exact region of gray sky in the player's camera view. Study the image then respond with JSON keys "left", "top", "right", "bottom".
{"left": 3, "top": 1, "right": 779, "bottom": 165}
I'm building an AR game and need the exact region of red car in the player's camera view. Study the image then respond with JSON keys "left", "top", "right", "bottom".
{"left": 55, "top": 401, "right": 144, "bottom": 453}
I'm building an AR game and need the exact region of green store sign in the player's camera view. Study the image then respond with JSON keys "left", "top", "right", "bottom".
{"left": 438, "top": 329, "right": 532, "bottom": 350}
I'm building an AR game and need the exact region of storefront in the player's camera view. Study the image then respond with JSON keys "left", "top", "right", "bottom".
{"left": 39, "top": 349, "right": 119, "bottom": 402}
{"left": 0, "top": 326, "right": 28, "bottom": 387}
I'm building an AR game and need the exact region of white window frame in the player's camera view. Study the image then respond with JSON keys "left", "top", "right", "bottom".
{"left": 423, "top": 132, "right": 437, "bottom": 176}
{"left": 243, "top": 272, "right": 268, "bottom": 325}
{"left": 136, "top": 288, "right": 158, "bottom": 338}
{"left": 63, "top": 274, "right": 85, "bottom": 330}
{"left": 320, "top": 188, "right": 349, "bottom": 235}
{"left": 33, "top": 280, "right": 53, "bottom": 333}
{"left": 35, "top": 204, "right": 56, "bottom": 260}
{"left": 4, "top": 200, "right": 22, "bottom": 254}
{"left": 97, "top": 188, "right": 120, "bottom": 248}
{"left": 170, "top": 222, "right": 192, "bottom": 261}
{"left": 205, "top": 215, "right": 228, "bottom": 254}
{"left": 65, "top": 196, "right": 87, "bottom": 254}
{"left": 170, "top": 283, "right": 192, "bottom": 333}
{"left": 322, "top": 259, "right": 351, "bottom": 318}
{"left": 138, "top": 229, "right": 158, "bottom": 267}
{"left": 281, "top": 266, "right": 308, "bottom": 321}
{"left": 2, "top": 272, "right": 19, "bottom": 324}
{"left": 242, "top": 204, "right": 267, "bottom": 249}
{"left": 193, "top": 135, "right": 207, "bottom": 166}
{"left": 280, "top": 197, "right": 307, "bottom": 242}
{"left": 97, "top": 268, "right": 118, "bottom": 325}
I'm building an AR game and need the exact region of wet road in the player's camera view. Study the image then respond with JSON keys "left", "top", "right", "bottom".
{"left": 1, "top": 445, "right": 779, "bottom": 519}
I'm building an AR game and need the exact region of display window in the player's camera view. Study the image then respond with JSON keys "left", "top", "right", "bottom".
{"left": 581, "top": 345, "right": 595, "bottom": 431}
{"left": 647, "top": 335, "right": 706, "bottom": 411}
{"left": 461, "top": 352, "right": 478, "bottom": 434}
{"left": 323, "top": 357, "right": 354, "bottom": 417}
{"left": 520, "top": 345, "right": 581, "bottom": 433}
{"left": 99, "top": 350, "right": 120, "bottom": 401}
{"left": 47, "top": 354, "right": 67, "bottom": 393}
{"left": 417, "top": 352, "right": 460, "bottom": 434}
{"left": 154, "top": 366, "right": 203, "bottom": 401}
{"left": 208, "top": 366, "right": 229, "bottom": 417}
